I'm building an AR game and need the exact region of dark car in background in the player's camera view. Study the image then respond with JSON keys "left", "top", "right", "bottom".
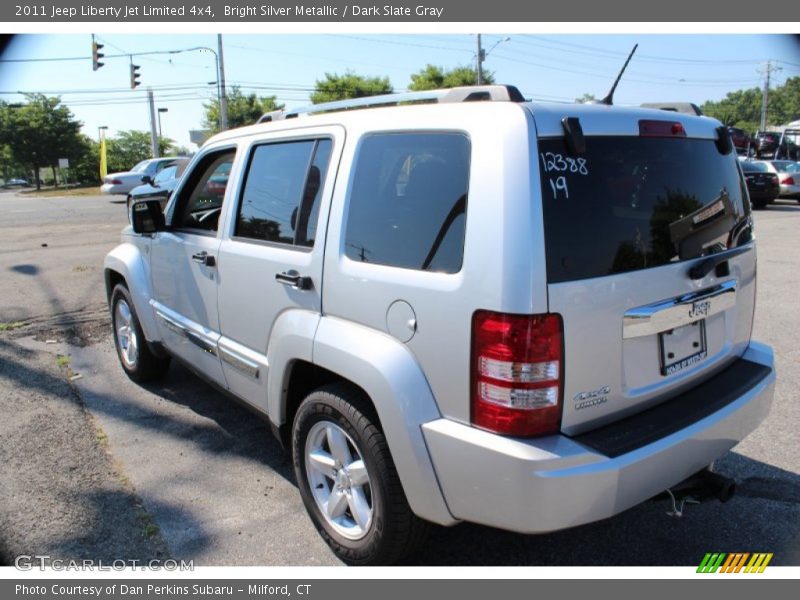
{"left": 740, "top": 160, "right": 780, "bottom": 209}
{"left": 728, "top": 127, "right": 754, "bottom": 156}
{"left": 125, "top": 158, "right": 190, "bottom": 214}
{"left": 755, "top": 131, "right": 799, "bottom": 160}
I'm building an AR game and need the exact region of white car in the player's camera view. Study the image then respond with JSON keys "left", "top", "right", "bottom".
{"left": 765, "top": 160, "right": 800, "bottom": 199}
{"left": 101, "top": 157, "right": 185, "bottom": 196}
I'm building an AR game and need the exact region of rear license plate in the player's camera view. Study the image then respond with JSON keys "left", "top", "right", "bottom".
{"left": 659, "top": 320, "right": 707, "bottom": 375}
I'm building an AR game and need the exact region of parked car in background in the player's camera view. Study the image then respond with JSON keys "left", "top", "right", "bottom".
{"left": 765, "top": 160, "right": 800, "bottom": 200}
{"left": 3, "top": 178, "right": 29, "bottom": 188}
{"left": 101, "top": 157, "right": 186, "bottom": 196}
{"left": 740, "top": 160, "right": 780, "bottom": 208}
{"left": 755, "top": 131, "right": 798, "bottom": 160}
{"left": 727, "top": 127, "right": 754, "bottom": 156}
{"left": 126, "top": 158, "right": 190, "bottom": 215}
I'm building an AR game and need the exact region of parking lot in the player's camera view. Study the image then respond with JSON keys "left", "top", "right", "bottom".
{"left": 1, "top": 189, "right": 799, "bottom": 566}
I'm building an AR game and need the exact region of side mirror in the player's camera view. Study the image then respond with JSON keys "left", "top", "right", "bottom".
{"left": 141, "top": 175, "right": 153, "bottom": 185}
{"left": 131, "top": 200, "right": 166, "bottom": 234}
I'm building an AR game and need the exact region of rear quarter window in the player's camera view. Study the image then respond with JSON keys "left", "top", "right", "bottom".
{"left": 344, "top": 132, "right": 470, "bottom": 273}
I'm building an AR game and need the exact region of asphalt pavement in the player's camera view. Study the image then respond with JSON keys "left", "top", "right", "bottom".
{"left": 1, "top": 189, "right": 798, "bottom": 566}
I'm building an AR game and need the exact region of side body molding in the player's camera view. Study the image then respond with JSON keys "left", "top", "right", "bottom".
{"left": 104, "top": 241, "right": 159, "bottom": 343}
{"left": 310, "top": 316, "right": 457, "bottom": 526}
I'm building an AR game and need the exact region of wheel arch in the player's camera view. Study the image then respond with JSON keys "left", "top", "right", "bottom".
{"left": 104, "top": 242, "right": 159, "bottom": 344}
{"left": 281, "top": 316, "right": 457, "bottom": 527}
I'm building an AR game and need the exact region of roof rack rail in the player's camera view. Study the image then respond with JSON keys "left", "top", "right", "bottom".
{"left": 257, "top": 85, "right": 525, "bottom": 123}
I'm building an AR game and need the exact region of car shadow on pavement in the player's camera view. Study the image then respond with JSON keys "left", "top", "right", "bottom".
{"left": 124, "top": 360, "right": 295, "bottom": 484}
{"left": 409, "top": 451, "right": 800, "bottom": 566}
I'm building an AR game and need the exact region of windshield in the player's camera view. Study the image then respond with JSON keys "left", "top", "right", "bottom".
{"left": 129, "top": 160, "right": 151, "bottom": 174}
{"left": 154, "top": 166, "right": 177, "bottom": 184}
{"left": 539, "top": 136, "right": 750, "bottom": 283}
{"left": 771, "top": 161, "right": 797, "bottom": 172}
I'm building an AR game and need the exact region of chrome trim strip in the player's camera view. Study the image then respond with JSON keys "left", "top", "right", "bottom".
{"left": 219, "top": 346, "right": 260, "bottom": 379}
{"left": 155, "top": 310, "right": 185, "bottom": 336}
{"left": 153, "top": 303, "right": 219, "bottom": 356}
{"left": 186, "top": 330, "right": 218, "bottom": 356}
{"left": 623, "top": 280, "right": 737, "bottom": 339}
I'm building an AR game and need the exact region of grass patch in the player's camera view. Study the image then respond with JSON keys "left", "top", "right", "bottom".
{"left": 72, "top": 265, "right": 90, "bottom": 273}
{"left": 55, "top": 354, "right": 70, "bottom": 368}
{"left": 0, "top": 321, "right": 24, "bottom": 332}
{"left": 21, "top": 186, "right": 103, "bottom": 198}
{"left": 137, "top": 511, "right": 160, "bottom": 538}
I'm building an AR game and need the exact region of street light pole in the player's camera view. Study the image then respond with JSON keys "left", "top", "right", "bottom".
{"left": 157, "top": 108, "right": 168, "bottom": 139}
{"left": 217, "top": 34, "right": 228, "bottom": 130}
{"left": 170, "top": 45, "right": 225, "bottom": 130}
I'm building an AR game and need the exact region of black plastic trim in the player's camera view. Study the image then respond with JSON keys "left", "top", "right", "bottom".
{"left": 571, "top": 358, "right": 771, "bottom": 458}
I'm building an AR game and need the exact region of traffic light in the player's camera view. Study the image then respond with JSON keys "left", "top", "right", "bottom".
{"left": 130, "top": 63, "right": 141, "bottom": 89}
{"left": 92, "top": 41, "right": 104, "bottom": 71}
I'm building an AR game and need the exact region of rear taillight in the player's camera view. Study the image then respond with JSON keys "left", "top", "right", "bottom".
{"left": 471, "top": 311, "right": 563, "bottom": 437}
{"left": 781, "top": 176, "right": 795, "bottom": 185}
{"left": 111, "top": 179, "right": 123, "bottom": 185}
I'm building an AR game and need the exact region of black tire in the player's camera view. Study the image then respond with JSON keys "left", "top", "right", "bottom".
{"left": 751, "top": 199, "right": 768, "bottom": 210}
{"left": 110, "top": 283, "right": 170, "bottom": 382}
{"left": 292, "top": 383, "right": 428, "bottom": 565}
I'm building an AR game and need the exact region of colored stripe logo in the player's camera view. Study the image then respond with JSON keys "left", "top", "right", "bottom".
{"left": 697, "top": 552, "right": 773, "bottom": 573}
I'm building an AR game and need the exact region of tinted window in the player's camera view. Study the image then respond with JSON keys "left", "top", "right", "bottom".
{"left": 154, "top": 166, "right": 177, "bottom": 184}
{"left": 174, "top": 151, "right": 235, "bottom": 233}
{"left": 540, "top": 136, "right": 750, "bottom": 283}
{"left": 345, "top": 133, "right": 470, "bottom": 273}
{"left": 741, "top": 162, "right": 768, "bottom": 173}
{"left": 236, "top": 139, "right": 331, "bottom": 247}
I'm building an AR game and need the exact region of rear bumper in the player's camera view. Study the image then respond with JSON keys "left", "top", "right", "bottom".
{"left": 422, "top": 341, "right": 775, "bottom": 533}
{"left": 101, "top": 183, "right": 131, "bottom": 195}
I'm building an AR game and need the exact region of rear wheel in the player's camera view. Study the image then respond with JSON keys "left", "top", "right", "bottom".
{"left": 111, "top": 284, "right": 170, "bottom": 382}
{"left": 751, "top": 199, "right": 768, "bottom": 210}
{"left": 292, "top": 384, "right": 428, "bottom": 565}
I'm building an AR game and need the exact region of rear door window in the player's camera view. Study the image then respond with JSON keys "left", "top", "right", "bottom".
{"left": 539, "top": 136, "right": 751, "bottom": 283}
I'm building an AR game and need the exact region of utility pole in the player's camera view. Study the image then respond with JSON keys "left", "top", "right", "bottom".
{"left": 147, "top": 88, "right": 159, "bottom": 158}
{"left": 218, "top": 34, "right": 228, "bottom": 130}
{"left": 758, "top": 60, "right": 782, "bottom": 131}
{"left": 476, "top": 34, "right": 483, "bottom": 85}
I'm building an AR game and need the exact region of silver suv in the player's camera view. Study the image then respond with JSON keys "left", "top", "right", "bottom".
{"left": 105, "top": 86, "right": 776, "bottom": 565}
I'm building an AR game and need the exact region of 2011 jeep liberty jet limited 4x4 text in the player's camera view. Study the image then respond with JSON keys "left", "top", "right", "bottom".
{"left": 105, "top": 85, "right": 775, "bottom": 565}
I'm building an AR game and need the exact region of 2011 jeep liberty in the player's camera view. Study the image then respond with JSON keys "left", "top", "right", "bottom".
{"left": 105, "top": 85, "right": 776, "bottom": 565}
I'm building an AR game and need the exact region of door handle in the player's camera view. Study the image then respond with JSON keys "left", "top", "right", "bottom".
{"left": 191, "top": 251, "right": 216, "bottom": 267}
{"left": 275, "top": 270, "right": 312, "bottom": 290}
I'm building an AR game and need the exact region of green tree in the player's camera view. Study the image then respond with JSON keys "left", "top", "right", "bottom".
{"left": 0, "top": 94, "right": 86, "bottom": 190}
{"left": 310, "top": 71, "right": 393, "bottom": 103}
{"left": 203, "top": 86, "right": 284, "bottom": 133}
{"left": 408, "top": 64, "right": 493, "bottom": 91}
{"left": 702, "top": 88, "right": 763, "bottom": 132}
{"left": 575, "top": 93, "right": 597, "bottom": 104}
{"left": 105, "top": 131, "right": 174, "bottom": 174}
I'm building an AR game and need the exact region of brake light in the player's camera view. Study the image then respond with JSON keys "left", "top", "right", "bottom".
{"left": 471, "top": 311, "right": 563, "bottom": 437}
{"left": 639, "top": 120, "right": 686, "bottom": 137}
{"left": 781, "top": 176, "right": 795, "bottom": 185}
{"left": 111, "top": 179, "right": 123, "bottom": 185}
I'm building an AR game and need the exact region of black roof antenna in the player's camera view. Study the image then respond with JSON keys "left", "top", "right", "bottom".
{"left": 599, "top": 44, "right": 638, "bottom": 105}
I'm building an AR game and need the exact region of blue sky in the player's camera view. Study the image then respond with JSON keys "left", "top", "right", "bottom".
{"left": 1, "top": 34, "right": 799, "bottom": 149}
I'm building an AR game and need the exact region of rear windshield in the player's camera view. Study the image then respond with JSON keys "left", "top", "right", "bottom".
{"left": 539, "top": 136, "right": 751, "bottom": 283}
{"left": 741, "top": 162, "right": 768, "bottom": 173}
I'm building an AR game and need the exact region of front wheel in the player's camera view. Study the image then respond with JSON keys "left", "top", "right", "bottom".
{"left": 111, "top": 284, "right": 170, "bottom": 382}
{"left": 292, "top": 384, "right": 428, "bottom": 565}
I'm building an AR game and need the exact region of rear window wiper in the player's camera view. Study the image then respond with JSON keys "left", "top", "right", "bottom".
{"left": 688, "top": 245, "right": 751, "bottom": 280}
